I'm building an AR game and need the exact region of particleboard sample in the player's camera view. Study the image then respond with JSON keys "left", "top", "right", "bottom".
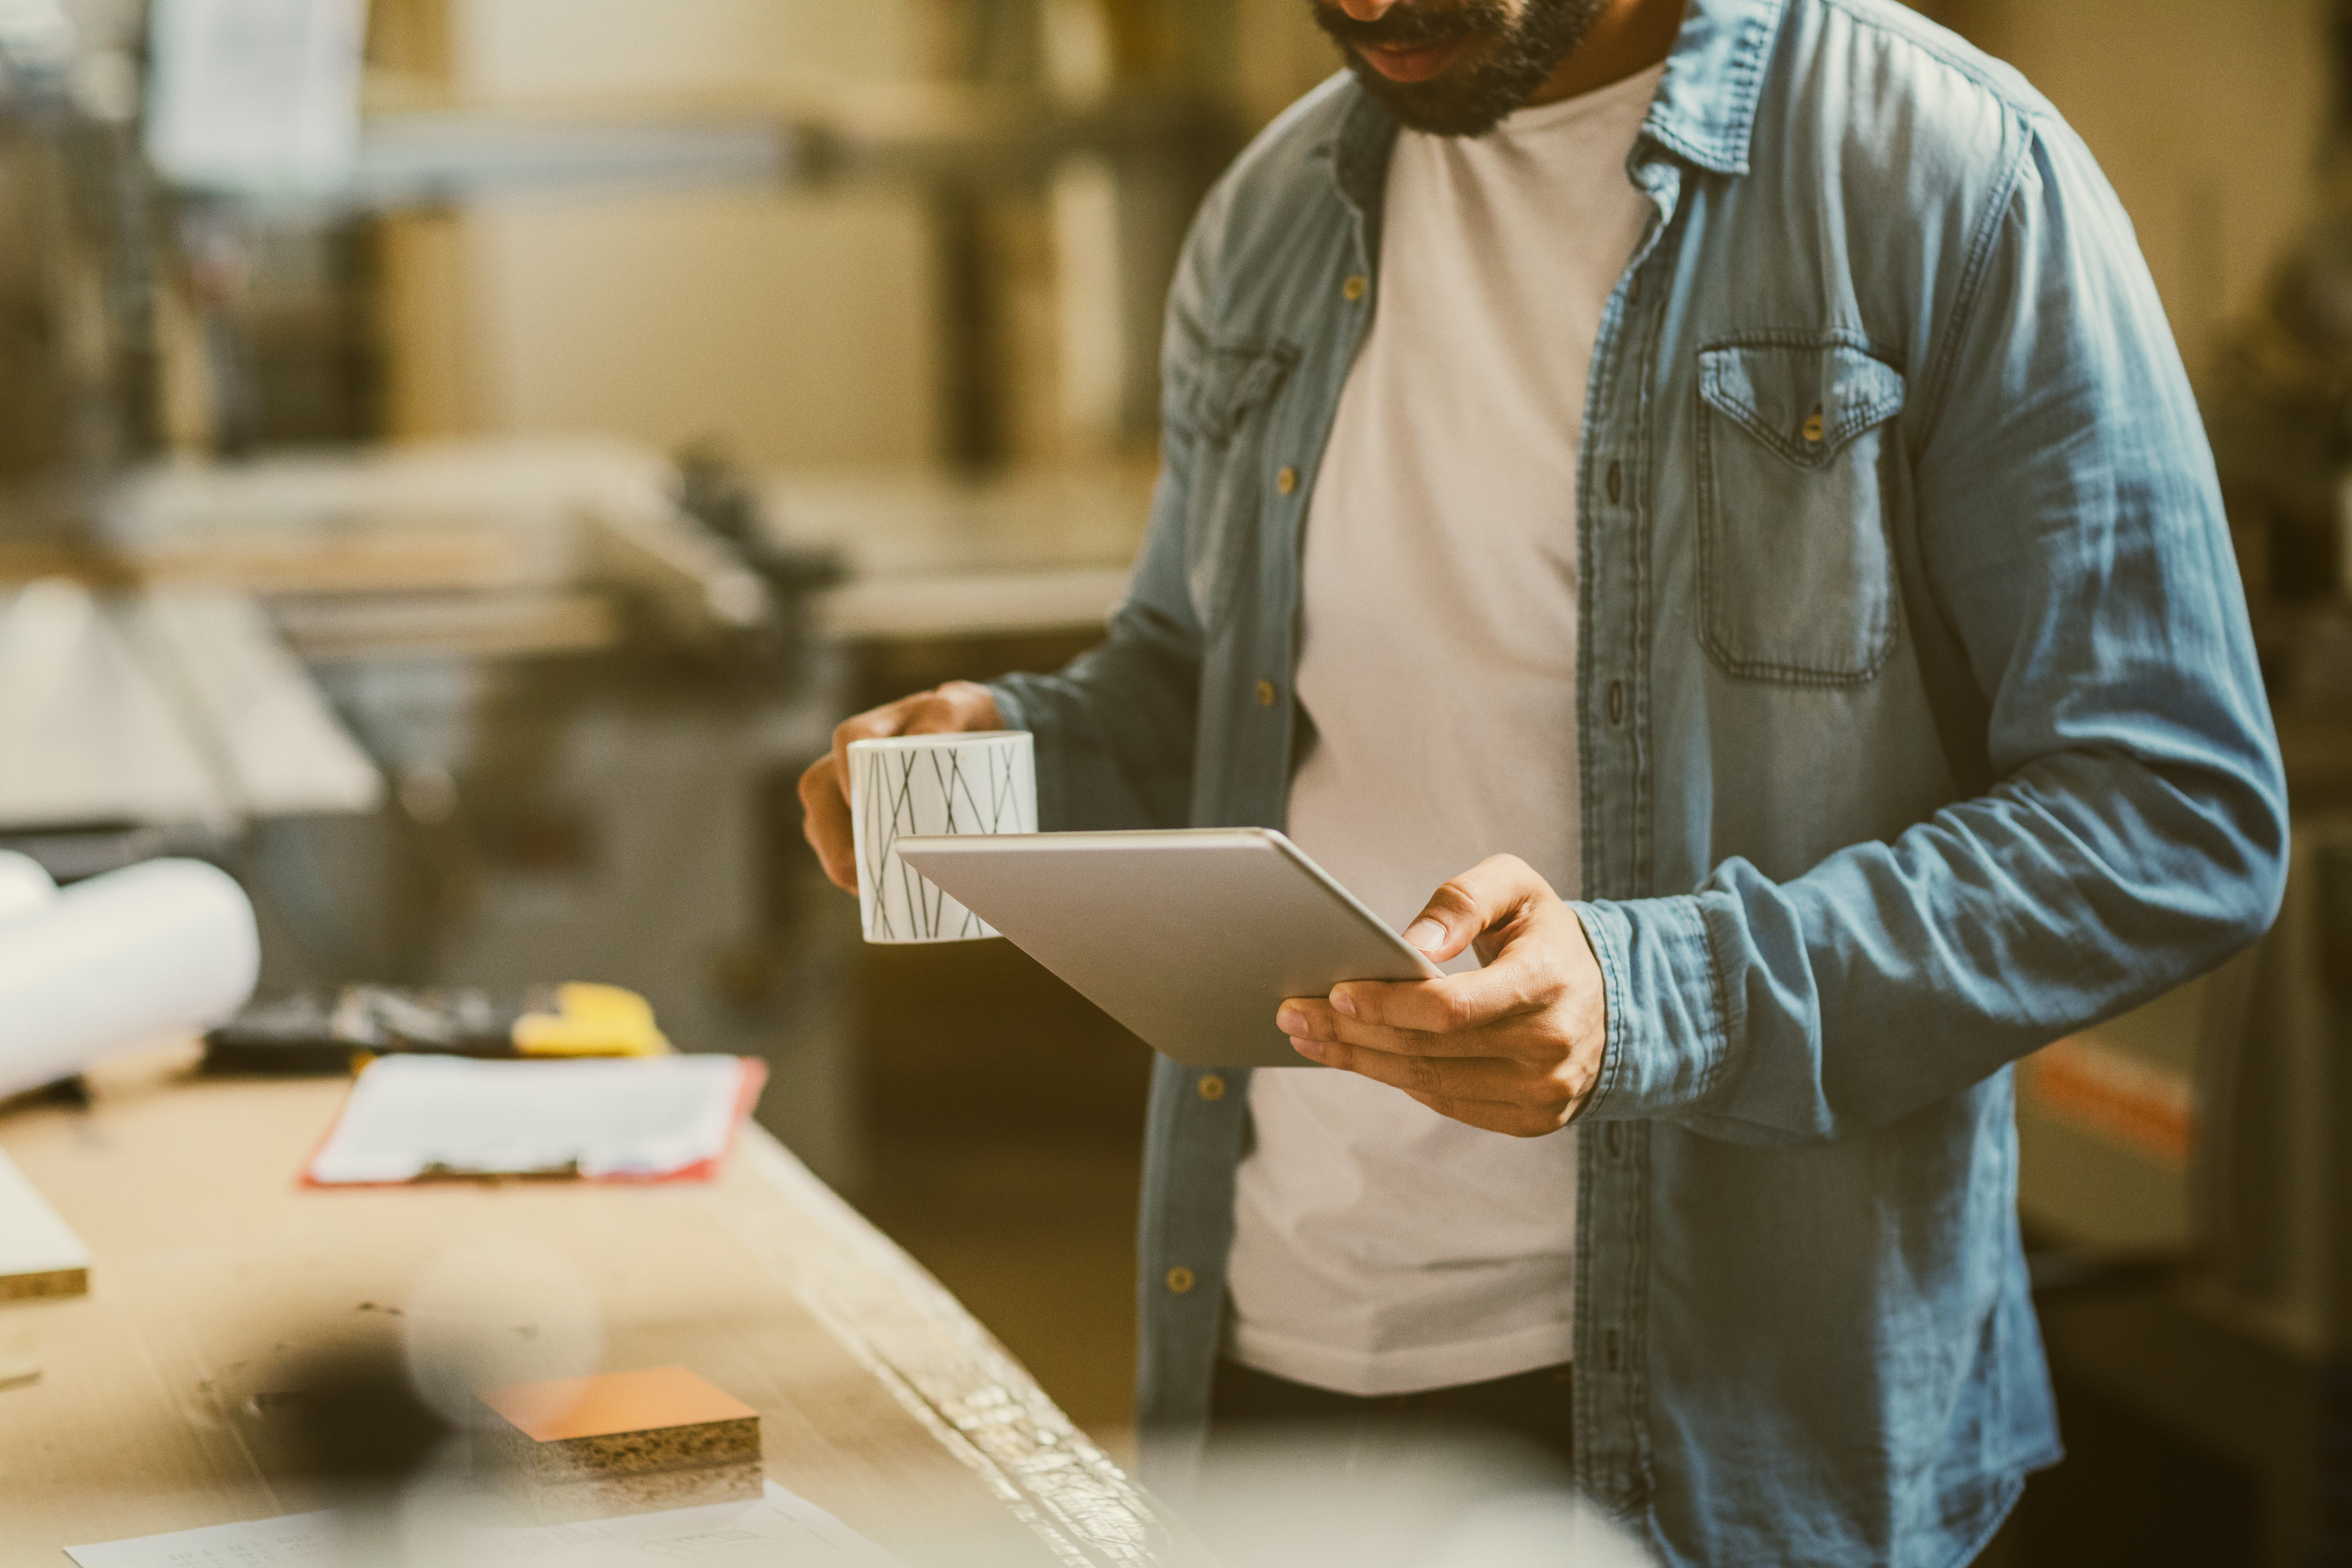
{"left": 481, "top": 1366, "right": 760, "bottom": 1473}
{"left": 491, "top": 1456, "right": 767, "bottom": 1525}
{"left": 0, "top": 1145, "right": 89, "bottom": 1301}
{"left": 477, "top": 1366, "right": 763, "bottom": 1522}
{"left": 0, "top": 1044, "right": 1197, "bottom": 1568}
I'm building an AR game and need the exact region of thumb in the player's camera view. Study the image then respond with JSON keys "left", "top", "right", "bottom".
{"left": 1400, "top": 855, "right": 1555, "bottom": 962}
{"left": 901, "top": 680, "right": 1001, "bottom": 735}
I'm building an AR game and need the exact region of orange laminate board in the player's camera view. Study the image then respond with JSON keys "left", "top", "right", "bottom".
{"left": 482, "top": 1366, "right": 756, "bottom": 1441}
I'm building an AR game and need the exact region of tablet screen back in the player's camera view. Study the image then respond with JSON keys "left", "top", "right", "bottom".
{"left": 891, "top": 829, "right": 1439, "bottom": 1069}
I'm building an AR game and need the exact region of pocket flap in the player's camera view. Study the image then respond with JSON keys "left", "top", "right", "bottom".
{"left": 1190, "top": 339, "right": 1299, "bottom": 442}
{"left": 1698, "top": 340, "right": 1905, "bottom": 469}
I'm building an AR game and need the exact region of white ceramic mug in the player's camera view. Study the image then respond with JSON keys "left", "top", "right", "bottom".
{"left": 848, "top": 730, "right": 1036, "bottom": 943}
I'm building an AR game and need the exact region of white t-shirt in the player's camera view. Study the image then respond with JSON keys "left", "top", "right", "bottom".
{"left": 1225, "top": 65, "right": 1664, "bottom": 1398}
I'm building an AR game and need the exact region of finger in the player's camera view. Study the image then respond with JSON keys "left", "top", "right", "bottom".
{"left": 828, "top": 683, "right": 1005, "bottom": 787}
{"left": 901, "top": 680, "right": 1002, "bottom": 735}
{"left": 1337, "top": 907, "right": 1578, "bottom": 1036}
{"left": 798, "top": 756, "right": 859, "bottom": 891}
{"left": 1400, "top": 1088, "right": 1569, "bottom": 1139}
{"left": 1278, "top": 996, "right": 1537, "bottom": 1061}
{"left": 829, "top": 692, "right": 927, "bottom": 787}
{"left": 1396, "top": 854, "right": 1557, "bottom": 963}
{"left": 1331, "top": 953, "right": 1562, "bottom": 1038}
{"left": 1293, "top": 1032, "right": 1574, "bottom": 1113}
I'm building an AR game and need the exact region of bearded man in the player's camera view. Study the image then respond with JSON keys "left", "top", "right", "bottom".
{"left": 801, "top": 0, "right": 2288, "bottom": 1561}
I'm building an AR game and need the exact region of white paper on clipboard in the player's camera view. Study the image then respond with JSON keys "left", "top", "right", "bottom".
{"left": 304, "top": 1054, "right": 757, "bottom": 1186}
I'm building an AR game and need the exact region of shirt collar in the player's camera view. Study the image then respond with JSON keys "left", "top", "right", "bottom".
{"left": 1641, "top": 0, "right": 1785, "bottom": 176}
{"left": 1324, "top": 0, "right": 1785, "bottom": 203}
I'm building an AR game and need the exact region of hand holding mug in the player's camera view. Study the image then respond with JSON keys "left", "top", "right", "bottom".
{"left": 799, "top": 681, "right": 1033, "bottom": 943}
{"left": 799, "top": 682, "right": 1003, "bottom": 892}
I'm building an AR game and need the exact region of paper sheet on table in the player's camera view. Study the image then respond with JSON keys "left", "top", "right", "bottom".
{"left": 66, "top": 1481, "right": 908, "bottom": 1567}
{"left": 466, "top": 1480, "right": 908, "bottom": 1565}
{"left": 67, "top": 1508, "right": 340, "bottom": 1567}
{"left": 305, "top": 1054, "right": 759, "bottom": 1185}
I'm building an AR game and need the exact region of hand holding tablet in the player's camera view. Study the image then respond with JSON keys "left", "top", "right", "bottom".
{"left": 893, "top": 827, "right": 1441, "bottom": 1069}
{"left": 822, "top": 727, "right": 1605, "bottom": 1128}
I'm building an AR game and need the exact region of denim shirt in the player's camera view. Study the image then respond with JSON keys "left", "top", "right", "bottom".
{"left": 989, "top": 0, "right": 2288, "bottom": 1562}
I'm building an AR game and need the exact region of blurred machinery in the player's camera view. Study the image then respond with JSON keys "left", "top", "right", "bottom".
{"left": 139, "top": 0, "right": 1238, "bottom": 467}
{"left": 0, "top": 1, "right": 1217, "bottom": 1192}
{"left": 0, "top": 436, "right": 862, "bottom": 1180}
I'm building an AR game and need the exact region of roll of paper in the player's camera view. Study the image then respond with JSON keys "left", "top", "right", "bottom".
{"left": 0, "top": 859, "right": 259, "bottom": 1099}
{"left": 0, "top": 852, "right": 56, "bottom": 927}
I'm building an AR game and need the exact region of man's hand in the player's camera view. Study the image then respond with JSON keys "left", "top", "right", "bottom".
{"left": 1276, "top": 855, "right": 1609, "bottom": 1136}
{"left": 798, "top": 681, "right": 1003, "bottom": 891}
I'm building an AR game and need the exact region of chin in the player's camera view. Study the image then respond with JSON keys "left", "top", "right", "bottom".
{"left": 1347, "top": 55, "right": 1526, "bottom": 138}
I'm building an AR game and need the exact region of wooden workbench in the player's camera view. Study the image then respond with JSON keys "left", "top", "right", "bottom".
{"left": 0, "top": 1047, "right": 1185, "bottom": 1566}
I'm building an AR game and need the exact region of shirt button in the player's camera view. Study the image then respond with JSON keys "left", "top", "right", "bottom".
{"left": 1605, "top": 1121, "right": 1624, "bottom": 1157}
{"left": 1166, "top": 1266, "right": 1196, "bottom": 1294}
{"left": 1255, "top": 679, "right": 1277, "bottom": 707}
{"left": 1606, "top": 460, "right": 1622, "bottom": 505}
{"left": 1197, "top": 1073, "right": 1226, "bottom": 1101}
{"left": 1342, "top": 273, "right": 1367, "bottom": 301}
{"left": 1275, "top": 465, "right": 1298, "bottom": 495}
{"left": 1802, "top": 407, "right": 1825, "bottom": 444}
{"left": 1606, "top": 680, "right": 1625, "bottom": 726}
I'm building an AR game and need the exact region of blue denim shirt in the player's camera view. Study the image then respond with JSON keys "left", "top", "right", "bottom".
{"left": 989, "top": 0, "right": 2288, "bottom": 1561}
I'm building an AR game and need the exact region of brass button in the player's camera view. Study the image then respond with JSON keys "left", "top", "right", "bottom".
{"left": 1606, "top": 679, "right": 1625, "bottom": 727}
{"left": 1802, "top": 408, "right": 1825, "bottom": 444}
{"left": 1275, "top": 465, "right": 1298, "bottom": 495}
{"left": 1254, "top": 679, "right": 1276, "bottom": 707}
{"left": 1197, "top": 1073, "right": 1226, "bottom": 1101}
{"left": 1166, "top": 1266, "right": 1196, "bottom": 1294}
{"left": 1342, "top": 274, "right": 1367, "bottom": 302}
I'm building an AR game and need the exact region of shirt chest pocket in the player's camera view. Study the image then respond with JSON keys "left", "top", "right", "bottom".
{"left": 1695, "top": 337, "right": 1907, "bottom": 685}
{"left": 1183, "top": 338, "right": 1297, "bottom": 630}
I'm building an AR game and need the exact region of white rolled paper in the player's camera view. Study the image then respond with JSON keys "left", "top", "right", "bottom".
{"left": 849, "top": 730, "right": 1036, "bottom": 944}
{"left": 0, "top": 851, "right": 56, "bottom": 927}
{"left": 0, "top": 858, "right": 260, "bottom": 1099}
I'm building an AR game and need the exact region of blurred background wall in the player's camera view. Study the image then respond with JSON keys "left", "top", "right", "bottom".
{"left": 1947, "top": 0, "right": 2330, "bottom": 383}
{"left": 378, "top": 0, "right": 944, "bottom": 465}
{"left": 371, "top": 0, "right": 1337, "bottom": 471}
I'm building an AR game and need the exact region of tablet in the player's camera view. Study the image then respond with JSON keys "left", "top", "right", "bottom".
{"left": 891, "top": 828, "right": 1442, "bottom": 1069}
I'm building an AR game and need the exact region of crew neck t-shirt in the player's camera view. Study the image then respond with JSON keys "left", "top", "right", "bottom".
{"left": 1225, "top": 64, "right": 1665, "bottom": 1398}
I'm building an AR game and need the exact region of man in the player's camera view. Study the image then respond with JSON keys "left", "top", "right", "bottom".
{"left": 801, "top": 0, "right": 2288, "bottom": 1561}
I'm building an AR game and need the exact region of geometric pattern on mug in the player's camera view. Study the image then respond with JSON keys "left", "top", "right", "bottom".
{"left": 858, "top": 740, "right": 1032, "bottom": 940}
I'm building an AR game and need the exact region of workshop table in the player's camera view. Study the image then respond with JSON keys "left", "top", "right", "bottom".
{"left": 0, "top": 1046, "right": 1183, "bottom": 1567}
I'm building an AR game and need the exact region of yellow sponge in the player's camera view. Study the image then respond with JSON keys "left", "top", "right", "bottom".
{"left": 513, "top": 983, "right": 672, "bottom": 1057}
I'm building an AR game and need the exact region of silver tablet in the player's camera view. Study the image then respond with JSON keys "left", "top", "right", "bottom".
{"left": 891, "top": 828, "right": 1442, "bottom": 1069}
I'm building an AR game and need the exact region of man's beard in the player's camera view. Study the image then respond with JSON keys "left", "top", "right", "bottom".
{"left": 1314, "top": 0, "right": 1611, "bottom": 138}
